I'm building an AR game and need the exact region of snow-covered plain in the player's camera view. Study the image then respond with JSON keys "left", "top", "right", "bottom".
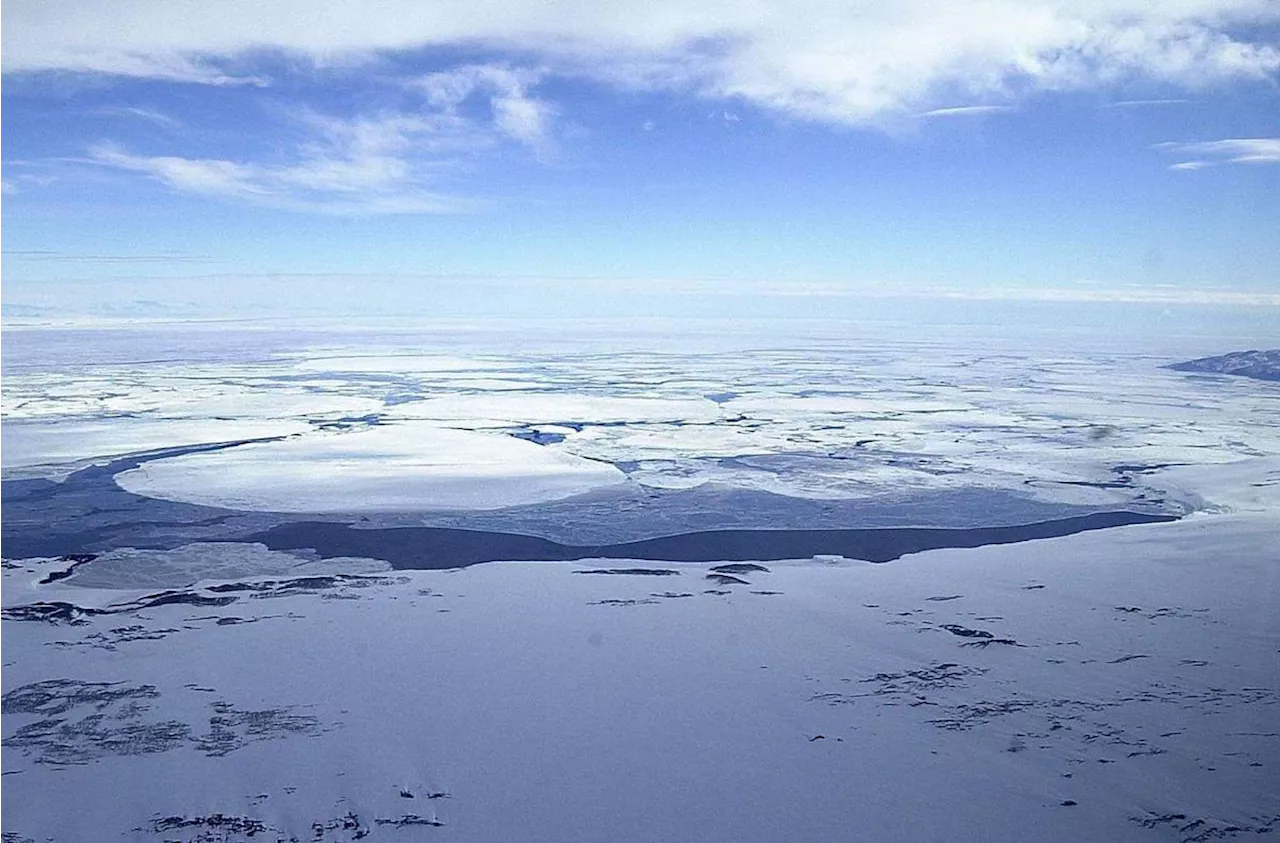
{"left": 2, "top": 321, "right": 1278, "bottom": 842}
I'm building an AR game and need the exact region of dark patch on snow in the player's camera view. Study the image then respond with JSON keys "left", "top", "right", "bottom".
{"left": 2, "top": 679, "right": 323, "bottom": 766}
{"left": 195, "top": 700, "right": 321, "bottom": 757}
{"left": 2, "top": 679, "right": 189, "bottom": 765}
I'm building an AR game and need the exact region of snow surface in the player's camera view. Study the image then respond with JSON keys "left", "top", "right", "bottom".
{"left": 2, "top": 504, "right": 1277, "bottom": 842}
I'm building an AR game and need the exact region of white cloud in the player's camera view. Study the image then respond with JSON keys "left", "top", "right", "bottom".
{"left": 3, "top": 1, "right": 1276, "bottom": 123}
{"left": 413, "top": 65, "right": 557, "bottom": 154}
{"left": 1157, "top": 137, "right": 1280, "bottom": 170}
{"left": 92, "top": 144, "right": 271, "bottom": 198}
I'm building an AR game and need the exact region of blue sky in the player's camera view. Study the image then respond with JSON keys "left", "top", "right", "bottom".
{"left": 2, "top": 0, "right": 1278, "bottom": 322}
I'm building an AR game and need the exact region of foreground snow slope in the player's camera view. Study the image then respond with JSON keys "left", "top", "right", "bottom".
{"left": 3, "top": 324, "right": 1277, "bottom": 842}
{"left": 3, "top": 505, "right": 1276, "bottom": 842}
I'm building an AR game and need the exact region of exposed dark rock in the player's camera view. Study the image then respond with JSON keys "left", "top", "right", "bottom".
{"left": 215, "top": 616, "right": 258, "bottom": 626}
{"left": 574, "top": 568, "right": 679, "bottom": 576}
{"left": 940, "top": 624, "right": 994, "bottom": 639}
{"left": 961, "top": 638, "right": 1024, "bottom": 648}
{"left": 3, "top": 590, "right": 239, "bottom": 625}
{"left": 710, "top": 563, "right": 770, "bottom": 574}
{"left": 131, "top": 591, "right": 239, "bottom": 610}
{"left": 48, "top": 626, "right": 181, "bottom": 652}
{"left": 2, "top": 602, "right": 100, "bottom": 625}
{"left": 207, "top": 575, "right": 351, "bottom": 593}
{"left": 706, "top": 574, "right": 749, "bottom": 585}
{"left": 311, "top": 811, "right": 367, "bottom": 839}
{"left": 150, "top": 813, "right": 268, "bottom": 837}
{"left": 375, "top": 815, "right": 444, "bottom": 827}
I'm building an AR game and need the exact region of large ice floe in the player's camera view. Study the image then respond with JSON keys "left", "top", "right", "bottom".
{"left": 115, "top": 422, "right": 628, "bottom": 512}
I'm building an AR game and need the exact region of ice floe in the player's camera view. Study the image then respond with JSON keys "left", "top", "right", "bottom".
{"left": 1, "top": 417, "right": 311, "bottom": 479}
{"left": 113, "top": 423, "right": 628, "bottom": 512}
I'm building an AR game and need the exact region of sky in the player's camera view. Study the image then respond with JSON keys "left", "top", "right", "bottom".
{"left": 2, "top": 0, "right": 1279, "bottom": 324}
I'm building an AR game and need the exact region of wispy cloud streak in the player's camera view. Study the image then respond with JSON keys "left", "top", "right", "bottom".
{"left": 1100, "top": 98, "right": 1190, "bottom": 108}
{"left": 919, "top": 105, "right": 1015, "bottom": 118}
{"left": 1157, "top": 137, "right": 1280, "bottom": 170}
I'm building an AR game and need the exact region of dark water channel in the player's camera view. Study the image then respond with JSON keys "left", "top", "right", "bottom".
{"left": 248, "top": 511, "right": 1176, "bottom": 569}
